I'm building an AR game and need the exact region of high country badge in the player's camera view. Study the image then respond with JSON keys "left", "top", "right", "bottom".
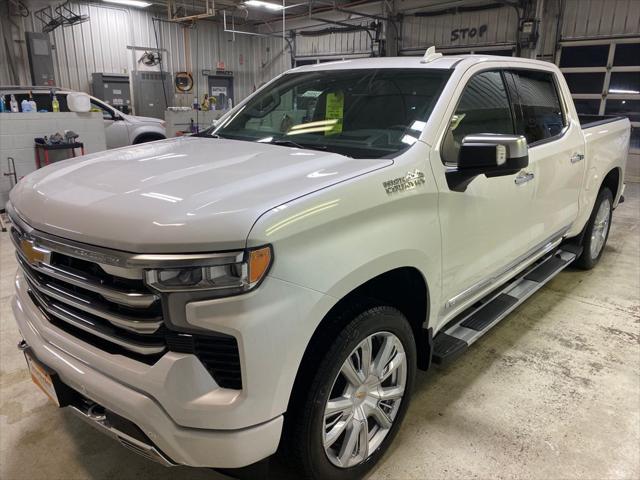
{"left": 383, "top": 169, "right": 426, "bottom": 195}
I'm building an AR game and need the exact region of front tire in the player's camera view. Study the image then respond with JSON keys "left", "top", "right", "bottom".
{"left": 575, "top": 187, "right": 613, "bottom": 270}
{"left": 287, "top": 306, "right": 416, "bottom": 480}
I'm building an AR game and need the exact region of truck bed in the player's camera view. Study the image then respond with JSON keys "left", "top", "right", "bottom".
{"left": 578, "top": 114, "right": 626, "bottom": 129}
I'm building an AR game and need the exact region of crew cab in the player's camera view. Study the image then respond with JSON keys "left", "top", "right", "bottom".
{"left": 8, "top": 52, "right": 629, "bottom": 480}
{"left": 1, "top": 86, "right": 166, "bottom": 148}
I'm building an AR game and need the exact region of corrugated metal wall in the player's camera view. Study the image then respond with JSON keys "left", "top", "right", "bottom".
{"left": 2, "top": 1, "right": 271, "bottom": 106}
{"left": 561, "top": 0, "right": 640, "bottom": 39}
{"left": 538, "top": 0, "right": 640, "bottom": 62}
{"left": 295, "top": 20, "right": 373, "bottom": 58}
{"left": 400, "top": 4, "right": 519, "bottom": 54}
{"left": 257, "top": 36, "right": 291, "bottom": 87}
{"left": 3, "top": 0, "right": 639, "bottom": 101}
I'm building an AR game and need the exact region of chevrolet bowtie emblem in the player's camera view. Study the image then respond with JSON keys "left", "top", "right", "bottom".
{"left": 20, "top": 239, "right": 51, "bottom": 266}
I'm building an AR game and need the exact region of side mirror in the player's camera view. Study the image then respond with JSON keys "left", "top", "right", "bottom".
{"left": 446, "top": 134, "right": 528, "bottom": 192}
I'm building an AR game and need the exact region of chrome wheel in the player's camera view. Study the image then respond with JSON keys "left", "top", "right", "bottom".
{"left": 323, "top": 331, "right": 407, "bottom": 468}
{"left": 590, "top": 197, "right": 611, "bottom": 259}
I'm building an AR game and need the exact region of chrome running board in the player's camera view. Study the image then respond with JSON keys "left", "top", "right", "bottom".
{"left": 432, "top": 247, "right": 579, "bottom": 364}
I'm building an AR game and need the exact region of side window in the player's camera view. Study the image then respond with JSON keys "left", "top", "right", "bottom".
{"left": 55, "top": 94, "right": 69, "bottom": 112}
{"left": 442, "top": 71, "right": 514, "bottom": 164}
{"left": 91, "top": 100, "right": 114, "bottom": 120}
{"left": 509, "top": 70, "right": 566, "bottom": 144}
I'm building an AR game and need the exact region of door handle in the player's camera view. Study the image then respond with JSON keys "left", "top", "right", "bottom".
{"left": 514, "top": 172, "right": 535, "bottom": 185}
{"left": 570, "top": 152, "right": 585, "bottom": 163}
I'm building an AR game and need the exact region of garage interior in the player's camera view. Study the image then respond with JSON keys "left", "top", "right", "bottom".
{"left": 1, "top": 0, "right": 639, "bottom": 479}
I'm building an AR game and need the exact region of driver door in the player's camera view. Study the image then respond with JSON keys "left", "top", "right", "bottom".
{"left": 431, "top": 70, "right": 537, "bottom": 324}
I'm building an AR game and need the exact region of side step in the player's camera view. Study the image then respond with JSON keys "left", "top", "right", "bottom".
{"left": 432, "top": 247, "right": 578, "bottom": 365}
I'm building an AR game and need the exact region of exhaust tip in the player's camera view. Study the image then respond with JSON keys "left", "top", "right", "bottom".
{"left": 17, "top": 339, "right": 28, "bottom": 351}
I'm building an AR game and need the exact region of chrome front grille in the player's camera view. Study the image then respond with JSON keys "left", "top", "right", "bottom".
{"left": 9, "top": 207, "right": 243, "bottom": 389}
{"left": 10, "top": 223, "right": 167, "bottom": 358}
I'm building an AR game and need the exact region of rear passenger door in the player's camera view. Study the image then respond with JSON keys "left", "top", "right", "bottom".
{"left": 505, "top": 69, "right": 585, "bottom": 242}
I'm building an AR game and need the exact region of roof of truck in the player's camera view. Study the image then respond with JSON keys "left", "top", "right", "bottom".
{"left": 290, "top": 54, "right": 555, "bottom": 73}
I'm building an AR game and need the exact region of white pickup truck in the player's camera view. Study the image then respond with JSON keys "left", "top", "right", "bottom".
{"left": 8, "top": 52, "right": 629, "bottom": 480}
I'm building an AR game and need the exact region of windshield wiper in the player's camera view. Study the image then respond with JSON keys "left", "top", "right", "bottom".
{"left": 270, "top": 138, "right": 328, "bottom": 153}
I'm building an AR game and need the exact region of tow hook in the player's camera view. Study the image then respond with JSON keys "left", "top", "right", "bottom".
{"left": 17, "top": 339, "right": 28, "bottom": 351}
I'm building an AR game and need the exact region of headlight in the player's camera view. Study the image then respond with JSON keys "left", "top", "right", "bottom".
{"left": 144, "top": 245, "right": 272, "bottom": 294}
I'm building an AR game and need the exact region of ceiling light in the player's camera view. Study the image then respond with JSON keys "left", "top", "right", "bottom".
{"left": 103, "top": 0, "right": 152, "bottom": 8}
{"left": 245, "top": 0, "right": 284, "bottom": 10}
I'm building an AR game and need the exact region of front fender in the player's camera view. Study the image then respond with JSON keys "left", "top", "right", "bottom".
{"left": 246, "top": 142, "right": 442, "bottom": 330}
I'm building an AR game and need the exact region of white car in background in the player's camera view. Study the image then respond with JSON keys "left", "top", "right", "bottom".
{"left": 1, "top": 86, "right": 166, "bottom": 149}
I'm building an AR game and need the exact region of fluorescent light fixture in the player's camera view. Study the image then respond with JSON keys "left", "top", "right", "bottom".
{"left": 609, "top": 88, "right": 640, "bottom": 94}
{"left": 103, "top": 0, "right": 151, "bottom": 8}
{"left": 245, "top": 0, "right": 284, "bottom": 10}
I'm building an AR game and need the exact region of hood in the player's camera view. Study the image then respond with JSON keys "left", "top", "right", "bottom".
{"left": 10, "top": 137, "right": 391, "bottom": 253}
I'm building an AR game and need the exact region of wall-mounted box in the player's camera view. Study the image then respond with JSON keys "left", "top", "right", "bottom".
{"left": 91, "top": 73, "right": 131, "bottom": 114}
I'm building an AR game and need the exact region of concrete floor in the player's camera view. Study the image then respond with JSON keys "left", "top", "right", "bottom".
{"left": 1, "top": 184, "right": 638, "bottom": 480}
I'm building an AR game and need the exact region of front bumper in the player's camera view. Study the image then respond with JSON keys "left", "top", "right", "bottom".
{"left": 12, "top": 270, "right": 332, "bottom": 468}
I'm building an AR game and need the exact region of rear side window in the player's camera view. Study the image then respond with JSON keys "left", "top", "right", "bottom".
{"left": 508, "top": 70, "right": 566, "bottom": 144}
{"left": 441, "top": 70, "right": 514, "bottom": 164}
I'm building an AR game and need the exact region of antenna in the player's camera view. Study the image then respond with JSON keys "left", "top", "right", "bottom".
{"left": 421, "top": 46, "right": 443, "bottom": 64}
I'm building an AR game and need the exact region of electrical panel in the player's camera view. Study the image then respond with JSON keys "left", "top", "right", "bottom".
{"left": 91, "top": 73, "right": 132, "bottom": 114}
{"left": 25, "top": 32, "right": 56, "bottom": 86}
{"left": 132, "top": 71, "right": 171, "bottom": 119}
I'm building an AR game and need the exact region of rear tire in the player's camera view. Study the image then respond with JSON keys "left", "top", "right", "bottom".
{"left": 575, "top": 187, "right": 613, "bottom": 270}
{"left": 286, "top": 306, "right": 416, "bottom": 480}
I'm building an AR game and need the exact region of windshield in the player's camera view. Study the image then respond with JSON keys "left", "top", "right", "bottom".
{"left": 209, "top": 68, "right": 451, "bottom": 159}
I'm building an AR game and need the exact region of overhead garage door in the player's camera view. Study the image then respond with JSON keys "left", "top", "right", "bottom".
{"left": 557, "top": 39, "right": 640, "bottom": 154}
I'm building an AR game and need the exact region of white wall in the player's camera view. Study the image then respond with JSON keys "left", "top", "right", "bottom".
{"left": 0, "top": 111, "right": 106, "bottom": 205}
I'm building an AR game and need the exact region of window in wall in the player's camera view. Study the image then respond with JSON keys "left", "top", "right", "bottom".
{"left": 605, "top": 99, "right": 640, "bottom": 122}
{"left": 608, "top": 72, "right": 640, "bottom": 94}
{"left": 559, "top": 45, "right": 609, "bottom": 68}
{"left": 563, "top": 72, "right": 605, "bottom": 94}
{"left": 613, "top": 43, "right": 640, "bottom": 66}
{"left": 441, "top": 71, "right": 514, "bottom": 164}
{"left": 510, "top": 70, "right": 565, "bottom": 144}
{"left": 557, "top": 40, "right": 640, "bottom": 153}
{"left": 573, "top": 99, "right": 601, "bottom": 115}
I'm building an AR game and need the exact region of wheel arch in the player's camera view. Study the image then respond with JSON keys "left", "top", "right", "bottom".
{"left": 285, "top": 266, "right": 431, "bottom": 414}
{"left": 133, "top": 132, "right": 166, "bottom": 144}
{"left": 601, "top": 166, "right": 621, "bottom": 202}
